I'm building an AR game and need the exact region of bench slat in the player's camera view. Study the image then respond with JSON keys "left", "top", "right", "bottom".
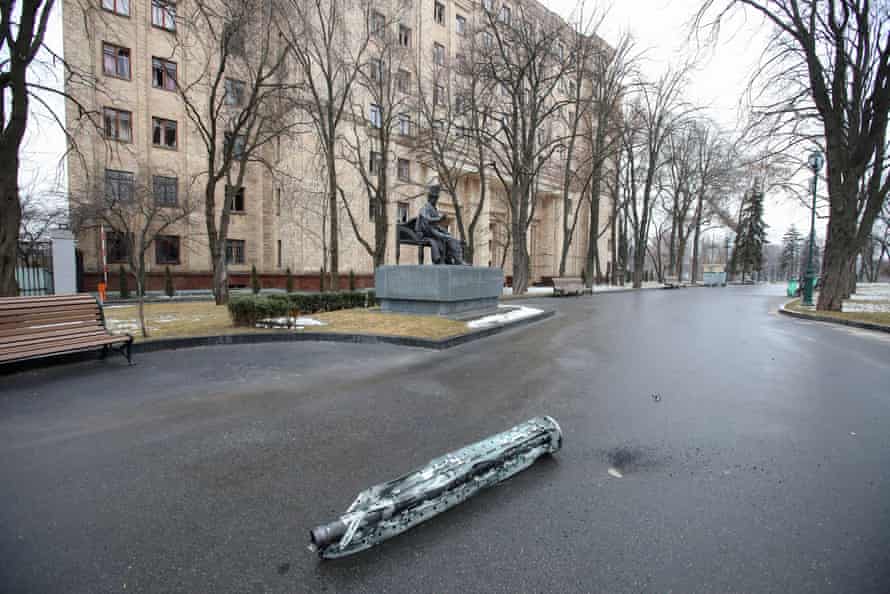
{"left": 0, "top": 330, "right": 112, "bottom": 355}
{"left": 0, "top": 320, "right": 103, "bottom": 340}
{"left": 0, "top": 335, "right": 129, "bottom": 362}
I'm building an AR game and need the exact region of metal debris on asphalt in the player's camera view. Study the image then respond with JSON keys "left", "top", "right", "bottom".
{"left": 309, "top": 416, "right": 563, "bottom": 559}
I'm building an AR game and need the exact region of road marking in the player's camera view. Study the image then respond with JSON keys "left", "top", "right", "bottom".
{"left": 607, "top": 467, "right": 623, "bottom": 478}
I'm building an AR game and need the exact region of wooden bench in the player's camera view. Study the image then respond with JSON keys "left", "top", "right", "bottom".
{"left": 552, "top": 277, "right": 586, "bottom": 296}
{"left": 0, "top": 294, "right": 133, "bottom": 366}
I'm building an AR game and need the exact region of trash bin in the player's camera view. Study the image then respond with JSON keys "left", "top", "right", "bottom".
{"left": 787, "top": 278, "right": 799, "bottom": 297}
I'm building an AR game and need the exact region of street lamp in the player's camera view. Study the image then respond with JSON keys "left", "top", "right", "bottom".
{"left": 802, "top": 150, "right": 824, "bottom": 306}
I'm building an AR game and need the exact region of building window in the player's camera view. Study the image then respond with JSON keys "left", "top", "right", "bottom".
{"left": 103, "top": 43, "right": 130, "bottom": 79}
{"left": 397, "top": 158, "right": 410, "bottom": 181}
{"left": 105, "top": 169, "right": 134, "bottom": 202}
{"left": 225, "top": 239, "right": 245, "bottom": 265}
{"left": 277, "top": 239, "right": 282, "bottom": 268}
{"left": 398, "top": 25, "right": 411, "bottom": 47}
{"left": 153, "top": 175, "right": 178, "bottom": 206}
{"left": 155, "top": 235, "right": 180, "bottom": 264}
{"left": 558, "top": 42, "right": 565, "bottom": 60}
{"left": 482, "top": 0, "right": 493, "bottom": 11}
{"left": 369, "top": 151, "right": 382, "bottom": 175}
{"left": 151, "top": 57, "right": 176, "bottom": 90}
{"left": 398, "top": 113, "right": 412, "bottom": 136}
{"left": 101, "top": 0, "right": 130, "bottom": 17}
{"left": 152, "top": 0, "right": 176, "bottom": 31}
{"left": 483, "top": 31, "right": 493, "bottom": 48}
{"left": 369, "top": 104, "right": 382, "bottom": 128}
{"left": 224, "top": 133, "right": 246, "bottom": 159}
{"left": 435, "top": 84, "right": 446, "bottom": 106}
{"left": 103, "top": 107, "right": 132, "bottom": 142}
{"left": 226, "top": 185, "right": 245, "bottom": 212}
{"left": 107, "top": 230, "right": 130, "bottom": 263}
{"left": 433, "top": 43, "right": 445, "bottom": 65}
{"left": 434, "top": 1, "right": 445, "bottom": 25}
{"left": 455, "top": 14, "right": 466, "bottom": 35}
{"left": 397, "top": 201, "right": 409, "bottom": 223}
{"left": 369, "top": 58, "right": 383, "bottom": 82}
{"left": 499, "top": 4, "right": 511, "bottom": 24}
{"left": 397, "top": 69, "right": 411, "bottom": 93}
{"left": 371, "top": 10, "right": 385, "bottom": 36}
{"left": 276, "top": 188, "right": 281, "bottom": 216}
{"left": 225, "top": 78, "right": 245, "bottom": 106}
{"left": 152, "top": 117, "right": 177, "bottom": 149}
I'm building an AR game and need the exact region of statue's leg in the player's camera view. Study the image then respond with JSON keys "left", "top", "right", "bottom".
{"left": 448, "top": 237, "right": 468, "bottom": 265}
{"left": 429, "top": 240, "right": 443, "bottom": 264}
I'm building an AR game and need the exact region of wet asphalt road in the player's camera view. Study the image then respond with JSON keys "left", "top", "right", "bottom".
{"left": 2, "top": 285, "right": 889, "bottom": 593}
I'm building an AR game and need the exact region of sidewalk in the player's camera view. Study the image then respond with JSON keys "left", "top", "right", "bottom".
{"left": 780, "top": 282, "right": 890, "bottom": 333}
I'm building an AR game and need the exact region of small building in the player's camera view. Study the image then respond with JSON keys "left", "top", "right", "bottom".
{"left": 702, "top": 264, "right": 726, "bottom": 287}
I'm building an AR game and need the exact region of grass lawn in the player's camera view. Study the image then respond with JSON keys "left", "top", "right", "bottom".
{"left": 103, "top": 300, "right": 469, "bottom": 342}
{"left": 786, "top": 298, "right": 890, "bottom": 328}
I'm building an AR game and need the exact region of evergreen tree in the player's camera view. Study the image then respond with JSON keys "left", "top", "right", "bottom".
{"left": 119, "top": 265, "right": 130, "bottom": 299}
{"left": 734, "top": 188, "right": 769, "bottom": 281}
{"left": 781, "top": 225, "right": 803, "bottom": 280}
{"left": 164, "top": 266, "right": 175, "bottom": 298}
{"left": 250, "top": 265, "right": 261, "bottom": 295}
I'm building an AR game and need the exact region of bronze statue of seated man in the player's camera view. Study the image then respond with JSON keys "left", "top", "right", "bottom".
{"left": 416, "top": 182, "right": 469, "bottom": 265}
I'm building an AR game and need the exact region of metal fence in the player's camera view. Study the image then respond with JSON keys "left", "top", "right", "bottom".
{"left": 16, "top": 242, "right": 54, "bottom": 296}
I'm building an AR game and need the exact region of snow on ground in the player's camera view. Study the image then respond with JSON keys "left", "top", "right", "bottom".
{"left": 842, "top": 283, "right": 890, "bottom": 313}
{"left": 502, "top": 282, "right": 662, "bottom": 296}
{"left": 467, "top": 305, "right": 544, "bottom": 329}
{"left": 257, "top": 316, "right": 326, "bottom": 328}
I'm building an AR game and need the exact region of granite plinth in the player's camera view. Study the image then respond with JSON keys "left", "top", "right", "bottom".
{"left": 375, "top": 265, "right": 505, "bottom": 316}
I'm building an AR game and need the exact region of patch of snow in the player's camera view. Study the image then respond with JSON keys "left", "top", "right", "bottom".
{"left": 257, "top": 316, "right": 326, "bottom": 328}
{"left": 467, "top": 305, "right": 543, "bottom": 329}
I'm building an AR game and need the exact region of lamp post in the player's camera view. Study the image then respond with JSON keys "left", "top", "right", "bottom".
{"left": 802, "top": 150, "right": 824, "bottom": 306}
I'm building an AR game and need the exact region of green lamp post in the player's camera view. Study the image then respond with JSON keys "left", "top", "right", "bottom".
{"left": 802, "top": 150, "right": 824, "bottom": 306}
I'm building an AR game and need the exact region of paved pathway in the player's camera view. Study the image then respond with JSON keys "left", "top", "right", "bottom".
{"left": 2, "top": 285, "right": 889, "bottom": 593}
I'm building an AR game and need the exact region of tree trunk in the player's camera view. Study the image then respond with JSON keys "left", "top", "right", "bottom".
{"left": 213, "top": 249, "right": 228, "bottom": 305}
{"left": 327, "top": 152, "right": 340, "bottom": 290}
{"left": 584, "top": 195, "right": 600, "bottom": 287}
{"left": 511, "top": 221, "right": 529, "bottom": 295}
{"left": 0, "top": 166, "right": 21, "bottom": 296}
{"left": 632, "top": 245, "right": 645, "bottom": 288}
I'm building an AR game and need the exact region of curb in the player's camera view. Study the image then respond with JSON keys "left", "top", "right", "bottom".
{"left": 133, "top": 309, "right": 556, "bottom": 354}
{"left": 778, "top": 301, "right": 890, "bottom": 334}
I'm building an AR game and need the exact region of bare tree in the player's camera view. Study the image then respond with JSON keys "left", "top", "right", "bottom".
{"left": 698, "top": 0, "right": 890, "bottom": 310}
{"left": 70, "top": 175, "right": 195, "bottom": 337}
{"left": 280, "top": 0, "right": 375, "bottom": 290}
{"left": 479, "top": 2, "right": 573, "bottom": 294}
{"left": 0, "top": 0, "right": 105, "bottom": 295}
{"left": 172, "top": 0, "right": 295, "bottom": 305}
{"left": 578, "top": 31, "right": 635, "bottom": 285}
{"left": 340, "top": 3, "right": 413, "bottom": 267}
{"left": 621, "top": 68, "right": 690, "bottom": 288}
{"left": 416, "top": 17, "right": 497, "bottom": 264}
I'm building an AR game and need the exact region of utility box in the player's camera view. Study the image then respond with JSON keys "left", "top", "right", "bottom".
{"left": 702, "top": 264, "right": 726, "bottom": 287}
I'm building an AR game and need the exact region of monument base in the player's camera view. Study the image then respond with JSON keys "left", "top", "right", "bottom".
{"left": 375, "top": 265, "right": 505, "bottom": 316}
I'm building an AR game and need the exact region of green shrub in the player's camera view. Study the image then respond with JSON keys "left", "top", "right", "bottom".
{"left": 251, "top": 264, "right": 261, "bottom": 294}
{"left": 119, "top": 265, "right": 129, "bottom": 299}
{"left": 164, "top": 266, "right": 175, "bottom": 298}
{"left": 285, "top": 267, "right": 294, "bottom": 293}
{"left": 227, "top": 290, "right": 377, "bottom": 326}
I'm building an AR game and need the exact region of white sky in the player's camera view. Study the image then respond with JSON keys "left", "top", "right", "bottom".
{"left": 23, "top": 0, "right": 813, "bottom": 243}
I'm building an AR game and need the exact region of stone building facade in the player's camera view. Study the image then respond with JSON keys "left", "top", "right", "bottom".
{"left": 64, "top": 0, "right": 612, "bottom": 291}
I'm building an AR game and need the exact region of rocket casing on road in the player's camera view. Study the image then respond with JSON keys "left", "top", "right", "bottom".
{"left": 309, "top": 416, "right": 563, "bottom": 559}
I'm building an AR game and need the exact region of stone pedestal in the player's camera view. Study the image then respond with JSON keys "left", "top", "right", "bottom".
{"left": 375, "top": 265, "right": 504, "bottom": 316}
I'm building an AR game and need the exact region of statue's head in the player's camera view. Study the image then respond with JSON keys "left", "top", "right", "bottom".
{"left": 428, "top": 180, "right": 441, "bottom": 204}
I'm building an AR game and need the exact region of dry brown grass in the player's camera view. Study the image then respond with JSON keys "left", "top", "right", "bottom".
{"left": 313, "top": 309, "right": 468, "bottom": 339}
{"left": 104, "top": 300, "right": 469, "bottom": 342}
{"left": 785, "top": 299, "right": 890, "bottom": 328}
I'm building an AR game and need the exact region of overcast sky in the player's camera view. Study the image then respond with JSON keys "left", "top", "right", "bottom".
{"left": 23, "top": 0, "right": 814, "bottom": 243}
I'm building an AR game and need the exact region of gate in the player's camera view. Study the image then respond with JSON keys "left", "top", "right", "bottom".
{"left": 16, "top": 241, "right": 54, "bottom": 296}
